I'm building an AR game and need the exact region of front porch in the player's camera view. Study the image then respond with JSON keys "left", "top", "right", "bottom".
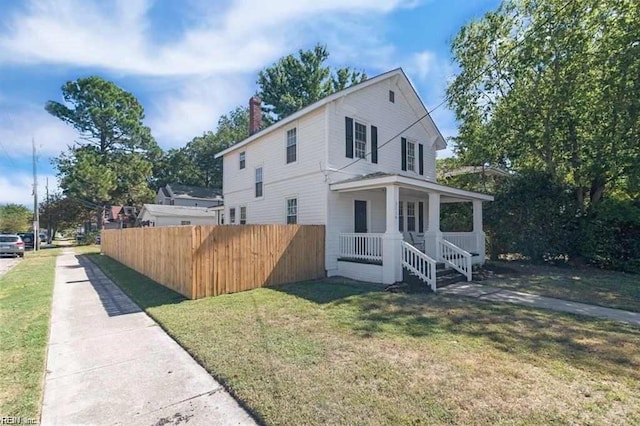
{"left": 328, "top": 173, "right": 494, "bottom": 290}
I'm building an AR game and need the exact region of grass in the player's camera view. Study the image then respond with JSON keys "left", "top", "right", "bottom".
{"left": 0, "top": 251, "right": 58, "bottom": 418}
{"left": 481, "top": 261, "right": 640, "bottom": 312}
{"left": 88, "top": 253, "right": 640, "bottom": 425}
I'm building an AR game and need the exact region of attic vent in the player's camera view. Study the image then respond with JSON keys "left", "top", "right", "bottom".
{"left": 389, "top": 90, "right": 395, "bottom": 103}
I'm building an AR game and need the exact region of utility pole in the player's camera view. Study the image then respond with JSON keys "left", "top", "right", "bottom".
{"left": 46, "top": 177, "right": 50, "bottom": 244}
{"left": 32, "top": 138, "right": 39, "bottom": 252}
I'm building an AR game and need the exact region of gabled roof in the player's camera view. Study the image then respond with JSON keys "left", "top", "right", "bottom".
{"left": 139, "top": 204, "right": 219, "bottom": 218}
{"left": 166, "top": 184, "right": 223, "bottom": 200}
{"left": 215, "top": 68, "right": 447, "bottom": 159}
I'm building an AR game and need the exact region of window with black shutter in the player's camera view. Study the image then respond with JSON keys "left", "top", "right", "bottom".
{"left": 401, "top": 138, "right": 407, "bottom": 171}
{"left": 345, "top": 117, "right": 354, "bottom": 158}
{"left": 419, "top": 144, "right": 424, "bottom": 175}
{"left": 371, "top": 125, "right": 378, "bottom": 164}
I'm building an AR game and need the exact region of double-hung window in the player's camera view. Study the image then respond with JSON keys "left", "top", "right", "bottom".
{"left": 255, "top": 167, "right": 263, "bottom": 198}
{"left": 407, "top": 141, "right": 416, "bottom": 172}
{"left": 354, "top": 122, "right": 367, "bottom": 159}
{"left": 240, "top": 207, "right": 246, "bottom": 224}
{"left": 286, "top": 128, "right": 297, "bottom": 164}
{"left": 229, "top": 208, "right": 236, "bottom": 224}
{"left": 286, "top": 198, "right": 297, "bottom": 224}
{"left": 239, "top": 152, "right": 246, "bottom": 169}
{"left": 407, "top": 202, "right": 416, "bottom": 232}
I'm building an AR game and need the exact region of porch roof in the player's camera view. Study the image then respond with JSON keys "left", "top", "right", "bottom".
{"left": 329, "top": 172, "right": 494, "bottom": 202}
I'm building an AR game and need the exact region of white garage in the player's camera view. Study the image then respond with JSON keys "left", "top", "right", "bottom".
{"left": 137, "top": 204, "right": 223, "bottom": 227}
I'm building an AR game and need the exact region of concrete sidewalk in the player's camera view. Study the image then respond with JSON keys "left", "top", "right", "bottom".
{"left": 440, "top": 283, "right": 640, "bottom": 327}
{"left": 41, "top": 249, "right": 256, "bottom": 426}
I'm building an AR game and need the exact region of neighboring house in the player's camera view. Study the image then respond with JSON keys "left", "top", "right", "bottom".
{"left": 137, "top": 204, "right": 223, "bottom": 227}
{"left": 156, "top": 184, "right": 223, "bottom": 207}
{"left": 103, "top": 206, "right": 137, "bottom": 229}
{"left": 215, "top": 68, "right": 493, "bottom": 288}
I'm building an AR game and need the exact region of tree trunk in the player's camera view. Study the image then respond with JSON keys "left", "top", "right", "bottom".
{"left": 589, "top": 178, "right": 606, "bottom": 206}
{"left": 96, "top": 206, "right": 104, "bottom": 231}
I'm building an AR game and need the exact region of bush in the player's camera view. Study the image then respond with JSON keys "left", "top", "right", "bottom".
{"left": 574, "top": 199, "right": 640, "bottom": 273}
{"left": 485, "top": 171, "right": 577, "bottom": 262}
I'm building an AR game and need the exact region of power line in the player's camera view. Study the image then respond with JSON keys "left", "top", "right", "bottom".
{"left": 335, "top": 0, "right": 577, "bottom": 173}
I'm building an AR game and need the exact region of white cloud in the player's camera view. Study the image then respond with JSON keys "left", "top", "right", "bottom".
{"left": 148, "top": 74, "right": 253, "bottom": 147}
{"left": 407, "top": 50, "right": 455, "bottom": 96}
{"left": 0, "top": 107, "right": 78, "bottom": 158}
{"left": 0, "top": 173, "right": 58, "bottom": 208}
{"left": 0, "top": 0, "right": 412, "bottom": 77}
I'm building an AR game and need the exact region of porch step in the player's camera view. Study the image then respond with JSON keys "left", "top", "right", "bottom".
{"left": 401, "top": 266, "right": 468, "bottom": 290}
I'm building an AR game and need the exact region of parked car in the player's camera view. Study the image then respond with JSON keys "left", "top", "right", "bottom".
{"left": 0, "top": 234, "right": 25, "bottom": 257}
{"left": 18, "top": 232, "right": 35, "bottom": 249}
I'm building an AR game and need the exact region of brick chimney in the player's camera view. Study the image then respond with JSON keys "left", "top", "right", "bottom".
{"left": 249, "top": 96, "right": 262, "bottom": 135}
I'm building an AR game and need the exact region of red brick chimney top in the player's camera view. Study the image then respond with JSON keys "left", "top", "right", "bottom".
{"left": 249, "top": 96, "right": 262, "bottom": 135}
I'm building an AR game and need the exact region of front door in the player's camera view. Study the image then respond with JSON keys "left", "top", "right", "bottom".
{"left": 354, "top": 200, "right": 367, "bottom": 233}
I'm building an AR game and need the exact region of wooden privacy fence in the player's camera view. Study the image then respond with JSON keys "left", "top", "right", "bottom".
{"left": 101, "top": 225, "right": 325, "bottom": 299}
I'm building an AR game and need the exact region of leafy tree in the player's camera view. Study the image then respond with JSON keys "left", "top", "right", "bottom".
{"left": 153, "top": 107, "right": 249, "bottom": 189}
{"left": 0, "top": 204, "right": 32, "bottom": 233}
{"left": 39, "top": 194, "right": 92, "bottom": 240}
{"left": 447, "top": 0, "right": 640, "bottom": 212}
{"left": 46, "top": 76, "right": 159, "bottom": 228}
{"left": 258, "top": 44, "right": 367, "bottom": 119}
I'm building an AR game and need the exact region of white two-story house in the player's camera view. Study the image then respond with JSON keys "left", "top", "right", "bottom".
{"left": 215, "top": 68, "right": 493, "bottom": 289}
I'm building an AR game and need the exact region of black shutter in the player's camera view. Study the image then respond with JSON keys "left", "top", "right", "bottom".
{"left": 371, "top": 126, "right": 378, "bottom": 164}
{"left": 419, "top": 143, "right": 424, "bottom": 175}
{"left": 418, "top": 202, "right": 424, "bottom": 233}
{"left": 401, "top": 137, "right": 407, "bottom": 171}
{"left": 345, "top": 117, "right": 354, "bottom": 158}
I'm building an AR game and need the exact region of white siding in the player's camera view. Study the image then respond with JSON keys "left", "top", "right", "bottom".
{"left": 172, "top": 198, "right": 220, "bottom": 207}
{"left": 223, "top": 108, "right": 327, "bottom": 225}
{"left": 334, "top": 261, "right": 383, "bottom": 283}
{"left": 139, "top": 212, "right": 220, "bottom": 227}
{"left": 326, "top": 78, "right": 438, "bottom": 182}
{"left": 325, "top": 189, "right": 386, "bottom": 275}
{"left": 220, "top": 72, "right": 444, "bottom": 283}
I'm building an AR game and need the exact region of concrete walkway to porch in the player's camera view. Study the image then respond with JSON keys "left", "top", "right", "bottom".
{"left": 440, "top": 283, "right": 640, "bottom": 327}
{"left": 41, "top": 249, "right": 256, "bottom": 426}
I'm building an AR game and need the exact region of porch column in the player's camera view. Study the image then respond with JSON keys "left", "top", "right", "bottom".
{"left": 383, "top": 184, "right": 403, "bottom": 284}
{"left": 424, "top": 192, "right": 442, "bottom": 260}
{"left": 473, "top": 200, "right": 486, "bottom": 263}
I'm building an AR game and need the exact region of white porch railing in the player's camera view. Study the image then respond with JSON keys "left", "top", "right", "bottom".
{"left": 438, "top": 239, "right": 472, "bottom": 281}
{"left": 442, "top": 232, "right": 478, "bottom": 254}
{"left": 401, "top": 241, "right": 437, "bottom": 292}
{"left": 339, "top": 233, "right": 383, "bottom": 263}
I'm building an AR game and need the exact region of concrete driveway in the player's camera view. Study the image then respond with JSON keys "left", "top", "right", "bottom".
{"left": 0, "top": 256, "right": 20, "bottom": 276}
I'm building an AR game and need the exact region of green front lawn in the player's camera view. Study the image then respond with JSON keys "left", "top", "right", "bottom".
{"left": 0, "top": 253, "right": 58, "bottom": 418}
{"left": 481, "top": 261, "right": 640, "bottom": 312}
{"left": 88, "top": 253, "right": 640, "bottom": 425}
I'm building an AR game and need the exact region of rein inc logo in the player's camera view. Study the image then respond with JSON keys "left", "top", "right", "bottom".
{"left": 0, "top": 418, "right": 37, "bottom": 424}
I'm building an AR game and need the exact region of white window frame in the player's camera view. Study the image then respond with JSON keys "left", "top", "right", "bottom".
{"left": 285, "top": 127, "right": 297, "bottom": 164}
{"left": 285, "top": 197, "right": 297, "bottom": 224}
{"left": 354, "top": 121, "right": 367, "bottom": 160}
{"left": 407, "top": 201, "right": 416, "bottom": 232}
{"left": 407, "top": 140, "right": 416, "bottom": 172}
{"left": 239, "top": 151, "right": 246, "bottom": 170}
{"left": 240, "top": 206, "right": 247, "bottom": 225}
{"left": 255, "top": 166, "right": 263, "bottom": 198}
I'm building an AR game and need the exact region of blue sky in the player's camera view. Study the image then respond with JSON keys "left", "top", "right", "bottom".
{"left": 0, "top": 0, "right": 500, "bottom": 207}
